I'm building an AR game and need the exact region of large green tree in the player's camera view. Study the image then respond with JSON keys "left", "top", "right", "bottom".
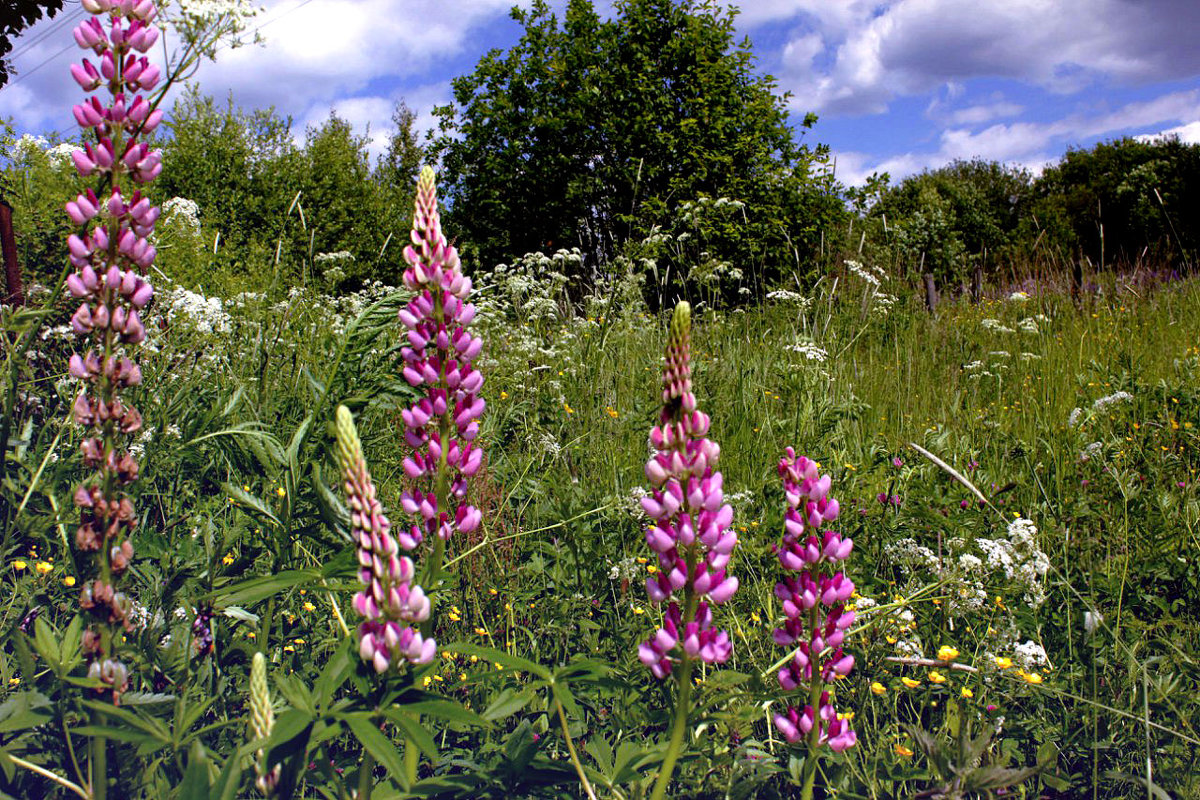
{"left": 432, "top": 0, "right": 844, "bottom": 293}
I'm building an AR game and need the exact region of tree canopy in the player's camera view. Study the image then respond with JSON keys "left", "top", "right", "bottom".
{"left": 432, "top": 0, "right": 844, "bottom": 294}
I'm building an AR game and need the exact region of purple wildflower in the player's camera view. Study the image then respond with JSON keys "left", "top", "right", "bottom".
{"left": 65, "top": 0, "right": 162, "bottom": 705}
{"left": 397, "top": 167, "right": 484, "bottom": 557}
{"left": 772, "top": 449, "right": 857, "bottom": 752}
{"left": 336, "top": 406, "right": 436, "bottom": 673}
{"left": 638, "top": 302, "right": 737, "bottom": 679}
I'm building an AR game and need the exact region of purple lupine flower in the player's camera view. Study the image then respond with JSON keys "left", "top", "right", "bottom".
{"left": 335, "top": 406, "right": 436, "bottom": 673}
{"left": 638, "top": 302, "right": 737, "bottom": 679}
{"left": 772, "top": 449, "right": 857, "bottom": 752}
{"left": 396, "top": 167, "right": 484, "bottom": 556}
{"left": 65, "top": 0, "right": 162, "bottom": 705}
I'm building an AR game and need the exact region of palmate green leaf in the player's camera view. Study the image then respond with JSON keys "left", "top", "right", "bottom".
{"left": 481, "top": 687, "right": 533, "bottom": 722}
{"left": 584, "top": 736, "right": 613, "bottom": 777}
{"left": 312, "top": 638, "right": 354, "bottom": 711}
{"left": 401, "top": 699, "right": 489, "bottom": 729}
{"left": 451, "top": 642, "right": 551, "bottom": 680}
{"left": 311, "top": 461, "right": 351, "bottom": 540}
{"left": 31, "top": 618, "right": 60, "bottom": 671}
{"left": 178, "top": 742, "right": 211, "bottom": 800}
{"left": 220, "top": 482, "right": 282, "bottom": 527}
{"left": 207, "top": 569, "right": 321, "bottom": 607}
{"left": 502, "top": 719, "right": 540, "bottom": 775}
{"left": 0, "top": 744, "right": 15, "bottom": 783}
{"left": 0, "top": 691, "right": 51, "bottom": 735}
{"left": 343, "top": 713, "right": 411, "bottom": 789}
{"left": 265, "top": 708, "right": 315, "bottom": 798}
{"left": 80, "top": 700, "right": 171, "bottom": 744}
{"left": 380, "top": 707, "right": 438, "bottom": 760}
{"left": 549, "top": 680, "right": 581, "bottom": 720}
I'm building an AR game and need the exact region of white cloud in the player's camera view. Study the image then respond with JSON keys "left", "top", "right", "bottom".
{"left": 767, "top": 0, "right": 1200, "bottom": 116}
{"left": 1136, "top": 120, "right": 1200, "bottom": 145}
{"left": 926, "top": 98, "right": 1023, "bottom": 127}
{"left": 0, "top": 0, "right": 519, "bottom": 136}
{"left": 838, "top": 89, "right": 1200, "bottom": 185}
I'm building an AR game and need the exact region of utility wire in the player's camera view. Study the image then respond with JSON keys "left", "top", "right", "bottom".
{"left": 8, "top": 6, "right": 88, "bottom": 63}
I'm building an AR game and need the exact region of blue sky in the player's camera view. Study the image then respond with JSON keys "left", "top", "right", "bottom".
{"left": 3, "top": 0, "right": 1199, "bottom": 187}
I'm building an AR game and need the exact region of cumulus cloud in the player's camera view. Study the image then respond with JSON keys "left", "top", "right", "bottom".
{"left": 1136, "top": 120, "right": 1200, "bottom": 145}
{"left": 1, "top": 0, "right": 518, "bottom": 143}
{"left": 837, "top": 89, "right": 1200, "bottom": 185}
{"left": 767, "top": 0, "right": 1200, "bottom": 116}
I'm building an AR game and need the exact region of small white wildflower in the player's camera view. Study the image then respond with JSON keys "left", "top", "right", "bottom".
{"left": 1009, "top": 291, "right": 1029, "bottom": 302}
{"left": 981, "top": 318, "right": 1015, "bottom": 334}
{"left": 1091, "top": 391, "right": 1133, "bottom": 412}
{"left": 1012, "top": 640, "right": 1047, "bottom": 670}
{"left": 784, "top": 341, "right": 828, "bottom": 363}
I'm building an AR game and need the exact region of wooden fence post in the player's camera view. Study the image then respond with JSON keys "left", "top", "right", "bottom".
{"left": 0, "top": 200, "right": 23, "bottom": 307}
{"left": 923, "top": 273, "right": 939, "bottom": 312}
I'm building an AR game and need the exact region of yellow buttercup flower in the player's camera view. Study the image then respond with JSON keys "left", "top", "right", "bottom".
{"left": 12, "top": 560, "right": 27, "bottom": 571}
{"left": 937, "top": 646, "right": 959, "bottom": 662}
{"left": 303, "top": 601, "right": 316, "bottom": 612}
{"left": 1021, "top": 671, "right": 1043, "bottom": 685}
{"left": 894, "top": 744, "right": 914, "bottom": 757}
{"left": 929, "top": 670, "right": 947, "bottom": 684}
{"left": 870, "top": 681, "right": 887, "bottom": 695}
{"left": 64, "top": 576, "right": 76, "bottom": 587}
{"left": 901, "top": 677, "right": 921, "bottom": 689}
{"left": 35, "top": 561, "right": 53, "bottom": 576}
{"left": 961, "top": 687, "right": 974, "bottom": 698}
{"left": 994, "top": 656, "right": 1014, "bottom": 669}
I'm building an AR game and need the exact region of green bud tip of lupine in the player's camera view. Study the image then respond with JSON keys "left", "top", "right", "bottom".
{"left": 670, "top": 301, "right": 691, "bottom": 343}
{"left": 334, "top": 405, "right": 364, "bottom": 478}
{"left": 249, "top": 652, "right": 274, "bottom": 742}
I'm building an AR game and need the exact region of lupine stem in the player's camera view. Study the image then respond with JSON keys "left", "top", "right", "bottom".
{"left": 800, "top": 605, "right": 824, "bottom": 800}
{"left": 8, "top": 755, "right": 89, "bottom": 800}
{"left": 650, "top": 655, "right": 694, "bottom": 800}
{"left": 91, "top": 709, "right": 107, "bottom": 800}
{"left": 553, "top": 692, "right": 598, "bottom": 800}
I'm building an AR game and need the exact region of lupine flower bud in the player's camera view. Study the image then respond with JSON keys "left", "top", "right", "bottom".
{"left": 639, "top": 302, "right": 738, "bottom": 679}
{"left": 772, "top": 448, "right": 857, "bottom": 751}
{"left": 336, "top": 406, "right": 436, "bottom": 673}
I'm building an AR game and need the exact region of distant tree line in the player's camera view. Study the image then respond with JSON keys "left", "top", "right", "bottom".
{"left": 3, "top": 0, "right": 1196, "bottom": 302}
{"left": 853, "top": 137, "right": 1200, "bottom": 293}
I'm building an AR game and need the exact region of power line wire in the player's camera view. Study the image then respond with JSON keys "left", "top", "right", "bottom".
{"left": 8, "top": 6, "right": 88, "bottom": 62}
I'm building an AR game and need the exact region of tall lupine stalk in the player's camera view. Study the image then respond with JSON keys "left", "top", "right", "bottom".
{"left": 397, "top": 166, "right": 484, "bottom": 587}
{"left": 772, "top": 449, "right": 857, "bottom": 799}
{"left": 638, "top": 302, "right": 738, "bottom": 800}
{"left": 335, "top": 406, "right": 436, "bottom": 673}
{"left": 64, "top": 2, "right": 161, "bottom": 797}
{"left": 336, "top": 405, "right": 435, "bottom": 799}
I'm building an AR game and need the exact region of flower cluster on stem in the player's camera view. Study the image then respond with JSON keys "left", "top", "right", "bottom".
{"left": 772, "top": 448, "right": 857, "bottom": 771}
{"left": 335, "top": 406, "right": 436, "bottom": 672}
{"left": 397, "top": 167, "right": 484, "bottom": 582}
{"left": 638, "top": 302, "right": 738, "bottom": 680}
{"left": 66, "top": 0, "right": 163, "bottom": 705}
